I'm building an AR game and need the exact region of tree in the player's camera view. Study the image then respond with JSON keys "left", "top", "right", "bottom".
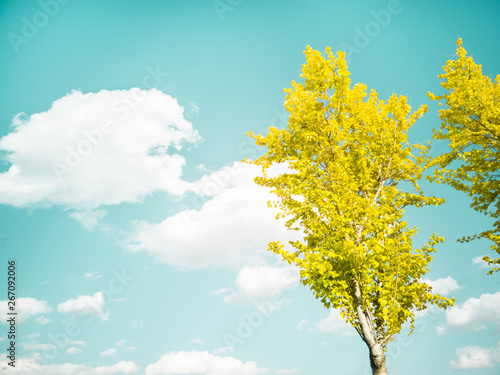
{"left": 428, "top": 39, "right": 500, "bottom": 274}
{"left": 245, "top": 46, "right": 454, "bottom": 375}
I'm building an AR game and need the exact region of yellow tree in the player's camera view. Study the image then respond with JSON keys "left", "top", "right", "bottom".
{"left": 428, "top": 39, "right": 500, "bottom": 274}
{"left": 245, "top": 46, "right": 454, "bottom": 375}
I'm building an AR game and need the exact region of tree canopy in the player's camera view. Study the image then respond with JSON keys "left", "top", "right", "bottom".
{"left": 246, "top": 46, "right": 454, "bottom": 375}
{"left": 428, "top": 38, "right": 500, "bottom": 273}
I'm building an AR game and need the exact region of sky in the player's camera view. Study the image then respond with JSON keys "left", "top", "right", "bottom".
{"left": 0, "top": 0, "right": 499, "bottom": 374}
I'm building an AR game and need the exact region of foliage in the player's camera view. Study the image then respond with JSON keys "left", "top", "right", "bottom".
{"left": 246, "top": 46, "right": 454, "bottom": 356}
{"left": 428, "top": 39, "right": 500, "bottom": 273}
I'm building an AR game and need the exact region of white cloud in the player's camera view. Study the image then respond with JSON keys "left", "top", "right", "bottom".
{"left": 125, "top": 346, "right": 138, "bottom": 352}
{"left": 423, "top": 276, "right": 461, "bottom": 295}
{"left": 127, "top": 162, "right": 301, "bottom": 270}
{"left": 451, "top": 342, "right": 500, "bottom": 370}
{"left": 191, "top": 338, "right": 202, "bottom": 344}
{"left": 0, "top": 89, "right": 200, "bottom": 226}
{"left": 188, "top": 102, "right": 199, "bottom": 116}
{"left": 116, "top": 339, "right": 130, "bottom": 346}
{"left": 212, "top": 347, "right": 234, "bottom": 355}
{"left": 223, "top": 265, "right": 299, "bottom": 306}
{"left": 35, "top": 316, "right": 50, "bottom": 325}
{"left": 84, "top": 271, "right": 102, "bottom": 280}
{"left": 0, "top": 354, "right": 138, "bottom": 374}
{"left": 144, "top": 350, "right": 268, "bottom": 375}
{"left": 0, "top": 297, "right": 52, "bottom": 324}
{"left": 473, "top": 256, "right": 491, "bottom": 269}
{"left": 69, "top": 340, "right": 85, "bottom": 347}
{"left": 66, "top": 347, "right": 82, "bottom": 355}
{"left": 57, "top": 291, "right": 109, "bottom": 320}
{"left": 296, "top": 319, "right": 309, "bottom": 331}
{"left": 275, "top": 370, "right": 299, "bottom": 374}
{"left": 438, "top": 292, "right": 500, "bottom": 334}
{"left": 312, "top": 309, "right": 356, "bottom": 337}
{"left": 100, "top": 348, "right": 117, "bottom": 357}
{"left": 21, "top": 343, "right": 57, "bottom": 352}
{"left": 71, "top": 210, "right": 107, "bottom": 231}
{"left": 209, "top": 288, "right": 231, "bottom": 296}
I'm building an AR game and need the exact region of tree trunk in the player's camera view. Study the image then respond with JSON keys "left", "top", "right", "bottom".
{"left": 369, "top": 343, "right": 388, "bottom": 375}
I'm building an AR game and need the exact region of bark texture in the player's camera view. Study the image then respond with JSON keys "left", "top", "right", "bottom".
{"left": 369, "top": 343, "right": 388, "bottom": 375}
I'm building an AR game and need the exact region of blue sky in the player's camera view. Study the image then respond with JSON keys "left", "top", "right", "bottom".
{"left": 0, "top": 0, "right": 499, "bottom": 374}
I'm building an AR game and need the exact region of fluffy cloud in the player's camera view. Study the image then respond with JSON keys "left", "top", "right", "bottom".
{"left": 0, "top": 89, "right": 200, "bottom": 226}
{"left": 66, "top": 347, "right": 82, "bottom": 355}
{"left": 127, "top": 162, "right": 301, "bottom": 269}
{"left": 437, "top": 291, "right": 500, "bottom": 335}
{"left": 212, "top": 347, "right": 234, "bottom": 355}
{"left": 222, "top": 265, "right": 299, "bottom": 306}
{"left": 57, "top": 292, "right": 109, "bottom": 320}
{"left": 422, "top": 276, "right": 461, "bottom": 296}
{"left": 451, "top": 342, "right": 500, "bottom": 370}
{"left": 312, "top": 309, "right": 356, "bottom": 337}
{"left": 0, "top": 297, "right": 52, "bottom": 324}
{"left": 100, "top": 348, "right": 117, "bottom": 357}
{"left": 144, "top": 350, "right": 268, "bottom": 375}
{"left": 0, "top": 355, "right": 138, "bottom": 374}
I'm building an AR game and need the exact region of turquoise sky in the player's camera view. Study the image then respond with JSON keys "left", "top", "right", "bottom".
{"left": 0, "top": 0, "right": 499, "bottom": 374}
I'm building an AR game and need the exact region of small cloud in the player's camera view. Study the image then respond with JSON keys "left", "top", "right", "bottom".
{"left": 423, "top": 276, "right": 460, "bottom": 295}
{"left": 57, "top": 291, "right": 109, "bottom": 320}
{"left": 296, "top": 319, "right": 309, "bottom": 331}
{"left": 69, "top": 340, "right": 85, "bottom": 347}
{"left": 84, "top": 271, "right": 102, "bottom": 280}
{"left": 41, "top": 280, "right": 49, "bottom": 285}
{"left": 208, "top": 288, "right": 231, "bottom": 296}
{"left": 437, "top": 291, "right": 500, "bottom": 335}
{"left": 223, "top": 265, "right": 299, "bottom": 307}
{"left": 66, "top": 347, "right": 82, "bottom": 355}
{"left": 275, "top": 369, "right": 299, "bottom": 374}
{"left": 35, "top": 316, "right": 50, "bottom": 325}
{"left": 144, "top": 350, "right": 268, "bottom": 374}
{"left": 212, "top": 346, "right": 234, "bottom": 355}
{"left": 0, "top": 297, "right": 52, "bottom": 324}
{"left": 473, "top": 256, "right": 491, "bottom": 269}
{"left": 188, "top": 102, "right": 199, "bottom": 116}
{"left": 116, "top": 339, "right": 130, "bottom": 346}
{"left": 196, "top": 163, "right": 207, "bottom": 172}
{"left": 71, "top": 210, "right": 107, "bottom": 231}
{"left": 312, "top": 309, "right": 355, "bottom": 337}
{"left": 191, "top": 338, "right": 202, "bottom": 344}
{"left": 125, "top": 346, "right": 138, "bottom": 352}
{"left": 22, "top": 342, "right": 57, "bottom": 352}
{"left": 451, "top": 342, "right": 500, "bottom": 370}
{"left": 100, "top": 347, "right": 117, "bottom": 357}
